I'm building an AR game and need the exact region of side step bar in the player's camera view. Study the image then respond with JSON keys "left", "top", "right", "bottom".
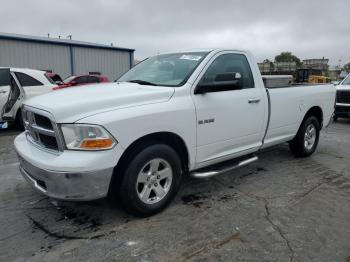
{"left": 190, "top": 155, "right": 258, "bottom": 179}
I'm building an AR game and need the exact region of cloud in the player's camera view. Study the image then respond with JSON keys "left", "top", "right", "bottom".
{"left": 0, "top": 0, "right": 349, "bottom": 65}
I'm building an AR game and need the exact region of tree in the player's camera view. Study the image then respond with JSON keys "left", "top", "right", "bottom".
{"left": 274, "top": 52, "right": 301, "bottom": 66}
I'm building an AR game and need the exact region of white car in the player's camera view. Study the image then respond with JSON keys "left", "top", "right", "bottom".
{"left": 14, "top": 49, "right": 335, "bottom": 216}
{"left": 334, "top": 73, "right": 350, "bottom": 120}
{"left": 0, "top": 67, "right": 56, "bottom": 127}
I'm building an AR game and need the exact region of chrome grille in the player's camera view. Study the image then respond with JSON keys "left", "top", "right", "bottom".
{"left": 22, "top": 106, "right": 63, "bottom": 152}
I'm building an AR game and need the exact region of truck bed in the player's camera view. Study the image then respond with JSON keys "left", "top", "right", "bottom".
{"left": 262, "top": 83, "right": 335, "bottom": 148}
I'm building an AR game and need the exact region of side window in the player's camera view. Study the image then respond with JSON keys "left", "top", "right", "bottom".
{"left": 0, "top": 69, "right": 11, "bottom": 86}
{"left": 75, "top": 76, "right": 88, "bottom": 84}
{"left": 88, "top": 76, "right": 100, "bottom": 83}
{"left": 15, "top": 72, "right": 43, "bottom": 87}
{"left": 200, "top": 53, "right": 254, "bottom": 89}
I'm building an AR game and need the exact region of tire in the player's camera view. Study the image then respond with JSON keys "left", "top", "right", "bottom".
{"left": 289, "top": 116, "right": 320, "bottom": 157}
{"left": 333, "top": 115, "right": 338, "bottom": 121}
{"left": 15, "top": 110, "right": 24, "bottom": 130}
{"left": 119, "top": 144, "right": 183, "bottom": 217}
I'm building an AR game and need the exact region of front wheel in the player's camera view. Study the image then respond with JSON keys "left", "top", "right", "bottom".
{"left": 289, "top": 116, "right": 320, "bottom": 157}
{"left": 119, "top": 144, "right": 183, "bottom": 217}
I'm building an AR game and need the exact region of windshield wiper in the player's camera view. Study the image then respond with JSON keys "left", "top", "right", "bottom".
{"left": 127, "top": 80, "right": 158, "bottom": 86}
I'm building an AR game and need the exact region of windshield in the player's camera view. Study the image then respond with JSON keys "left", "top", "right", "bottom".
{"left": 64, "top": 76, "right": 76, "bottom": 83}
{"left": 45, "top": 73, "right": 55, "bottom": 84}
{"left": 341, "top": 74, "right": 350, "bottom": 85}
{"left": 118, "top": 52, "right": 209, "bottom": 86}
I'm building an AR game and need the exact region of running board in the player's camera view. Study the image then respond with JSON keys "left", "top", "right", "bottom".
{"left": 190, "top": 155, "right": 258, "bottom": 179}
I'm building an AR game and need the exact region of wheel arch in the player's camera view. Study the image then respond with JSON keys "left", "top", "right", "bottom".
{"left": 109, "top": 132, "right": 190, "bottom": 194}
{"left": 303, "top": 106, "right": 323, "bottom": 129}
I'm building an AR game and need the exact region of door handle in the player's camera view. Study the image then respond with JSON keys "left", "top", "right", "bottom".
{"left": 248, "top": 98, "right": 261, "bottom": 104}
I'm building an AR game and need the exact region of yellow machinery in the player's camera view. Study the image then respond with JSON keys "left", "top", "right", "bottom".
{"left": 308, "top": 75, "right": 331, "bottom": 84}
{"left": 296, "top": 69, "right": 330, "bottom": 84}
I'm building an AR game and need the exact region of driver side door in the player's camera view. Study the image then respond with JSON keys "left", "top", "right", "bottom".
{"left": 191, "top": 52, "right": 267, "bottom": 167}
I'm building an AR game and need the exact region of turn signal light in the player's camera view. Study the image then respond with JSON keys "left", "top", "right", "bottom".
{"left": 80, "top": 138, "right": 114, "bottom": 149}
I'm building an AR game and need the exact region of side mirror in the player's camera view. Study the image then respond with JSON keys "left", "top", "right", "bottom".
{"left": 215, "top": 72, "right": 242, "bottom": 82}
{"left": 195, "top": 72, "right": 242, "bottom": 95}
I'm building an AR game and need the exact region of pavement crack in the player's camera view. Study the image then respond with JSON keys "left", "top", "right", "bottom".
{"left": 214, "top": 232, "right": 244, "bottom": 248}
{"left": 263, "top": 200, "right": 295, "bottom": 262}
{"left": 0, "top": 227, "right": 31, "bottom": 242}
{"left": 298, "top": 182, "right": 324, "bottom": 199}
{"left": 233, "top": 188, "right": 295, "bottom": 261}
{"left": 26, "top": 215, "right": 104, "bottom": 240}
{"left": 184, "top": 232, "right": 244, "bottom": 260}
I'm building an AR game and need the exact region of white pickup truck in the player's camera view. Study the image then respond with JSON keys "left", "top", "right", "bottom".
{"left": 334, "top": 73, "right": 350, "bottom": 120}
{"left": 14, "top": 49, "right": 335, "bottom": 216}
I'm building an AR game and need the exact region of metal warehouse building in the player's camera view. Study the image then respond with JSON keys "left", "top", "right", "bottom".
{"left": 0, "top": 32, "right": 134, "bottom": 80}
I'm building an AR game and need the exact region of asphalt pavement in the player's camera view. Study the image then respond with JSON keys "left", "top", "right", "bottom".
{"left": 0, "top": 120, "right": 349, "bottom": 262}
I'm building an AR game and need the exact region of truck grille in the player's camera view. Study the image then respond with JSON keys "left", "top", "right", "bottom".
{"left": 336, "top": 90, "right": 350, "bottom": 104}
{"left": 22, "top": 106, "right": 63, "bottom": 152}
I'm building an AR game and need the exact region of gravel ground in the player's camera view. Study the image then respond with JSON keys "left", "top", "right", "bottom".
{"left": 0, "top": 120, "right": 349, "bottom": 262}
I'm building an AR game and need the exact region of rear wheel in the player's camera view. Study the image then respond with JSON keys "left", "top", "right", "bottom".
{"left": 119, "top": 144, "right": 183, "bottom": 217}
{"left": 289, "top": 116, "right": 320, "bottom": 157}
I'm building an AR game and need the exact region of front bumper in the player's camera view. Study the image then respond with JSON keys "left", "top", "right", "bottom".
{"left": 15, "top": 132, "right": 123, "bottom": 201}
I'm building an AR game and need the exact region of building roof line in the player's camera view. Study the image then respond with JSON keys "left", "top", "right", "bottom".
{"left": 0, "top": 32, "right": 135, "bottom": 52}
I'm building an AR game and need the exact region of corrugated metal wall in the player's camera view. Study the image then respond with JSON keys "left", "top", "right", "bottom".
{"left": 0, "top": 39, "right": 132, "bottom": 80}
{"left": 0, "top": 39, "right": 71, "bottom": 77}
{"left": 73, "top": 47, "right": 130, "bottom": 80}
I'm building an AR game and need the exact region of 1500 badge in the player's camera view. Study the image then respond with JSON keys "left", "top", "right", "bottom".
{"left": 198, "top": 118, "right": 215, "bottom": 125}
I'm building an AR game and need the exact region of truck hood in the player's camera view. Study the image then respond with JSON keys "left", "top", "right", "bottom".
{"left": 24, "top": 82, "right": 175, "bottom": 123}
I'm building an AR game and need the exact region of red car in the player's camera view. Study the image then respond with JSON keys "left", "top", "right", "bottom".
{"left": 53, "top": 74, "right": 109, "bottom": 90}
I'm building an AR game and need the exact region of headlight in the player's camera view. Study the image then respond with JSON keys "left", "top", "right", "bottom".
{"left": 60, "top": 124, "right": 117, "bottom": 150}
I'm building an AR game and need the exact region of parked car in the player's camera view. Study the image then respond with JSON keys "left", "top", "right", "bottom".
{"left": 53, "top": 74, "right": 109, "bottom": 90}
{"left": 14, "top": 49, "right": 335, "bottom": 216}
{"left": 334, "top": 73, "right": 350, "bottom": 120}
{"left": 0, "top": 67, "right": 57, "bottom": 128}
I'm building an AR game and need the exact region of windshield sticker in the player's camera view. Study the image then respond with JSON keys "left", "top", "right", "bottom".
{"left": 179, "top": 55, "right": 202, "bottom": 61}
